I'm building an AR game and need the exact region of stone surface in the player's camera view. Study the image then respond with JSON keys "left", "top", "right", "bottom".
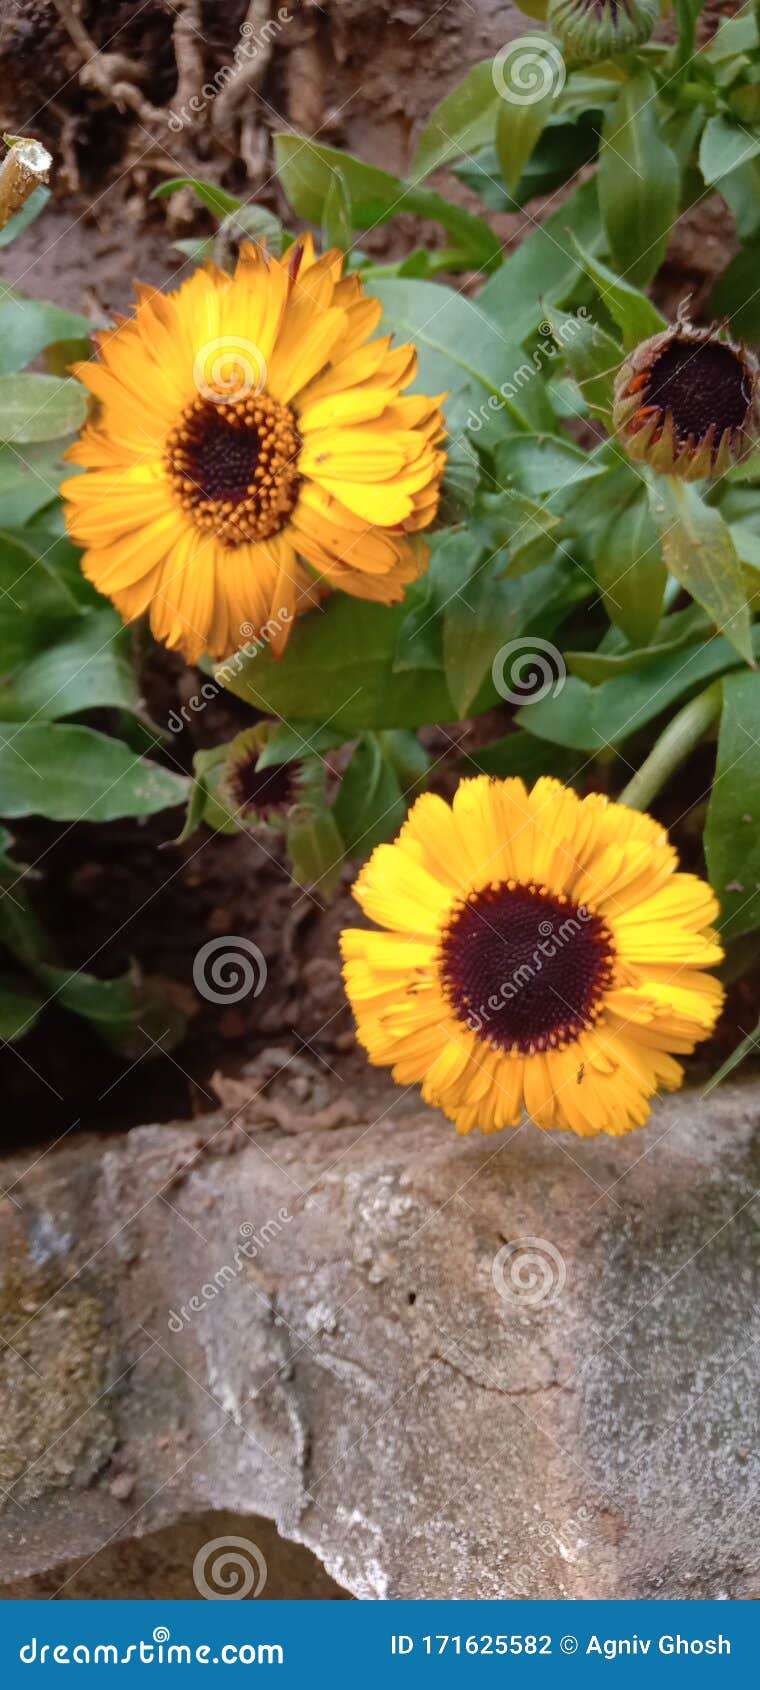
{"left": 1, "top": 1078, "right": 758, "bottom": 1600}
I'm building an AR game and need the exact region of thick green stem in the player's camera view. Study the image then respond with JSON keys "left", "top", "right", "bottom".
{"left": 618, "top": 679, "right": 723, "bottom": 812}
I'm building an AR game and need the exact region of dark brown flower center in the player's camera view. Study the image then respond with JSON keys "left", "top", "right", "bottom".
{"left": 228, "top": 753, "right": 298, "bottom": 821}
{"left": 645, "top": 338, "right": 751, "bottom": 445}
{"left": 165, "top": 393, "right": 301, "bottom": 546}
{"left": 439, "top": 881, "right": 615, "bottom": 1054}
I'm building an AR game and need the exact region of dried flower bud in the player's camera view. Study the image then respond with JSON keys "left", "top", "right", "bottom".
{"left": 547, "top": 0, "right": 658, "bottom": 61}
{"left": 613, "top": 319, "right": 760, "bottom": 481}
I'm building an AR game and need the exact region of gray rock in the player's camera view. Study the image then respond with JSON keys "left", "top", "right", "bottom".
{"left": 1, "top": 1080, "right": 758, "bottom": 1599}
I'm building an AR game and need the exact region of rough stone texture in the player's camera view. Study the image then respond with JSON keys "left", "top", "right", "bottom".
{"left": 1, "top": 1077, "right": 758, "bottom": 1599}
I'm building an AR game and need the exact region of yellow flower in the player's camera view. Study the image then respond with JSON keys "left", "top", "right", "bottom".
{"left": 340, "top": 776, "right": 724, "bottom": 1138}
{"left": 62, "top": 238, "right": 446, "bottom": 663}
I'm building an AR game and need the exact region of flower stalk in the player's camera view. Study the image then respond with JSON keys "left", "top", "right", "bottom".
{"left": 618, "top": 680, "right": 724, "bottom": 812}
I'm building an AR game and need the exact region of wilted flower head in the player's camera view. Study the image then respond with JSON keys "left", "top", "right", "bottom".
{"left": 547, "top": 0, "right": 658, "bottom": 60}
{"left": 613, "top": 317, "right": 760, "bottom": 481}
{"left": 219, "top": 726, "right": 305, "bottom": 831}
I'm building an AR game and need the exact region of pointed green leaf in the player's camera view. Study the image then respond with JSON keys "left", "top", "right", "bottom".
{"left": 595, "top": 489, "right": 666, "bottom": 647}
{"left": 0, "top": 724, "right": 189, "bottom": 821}
{"left": 413, "top": 60, "right": 500, "bottom": 178}
{"left": 571, "top": 236, "right": 667, "bottom": 347}
{"left": 700, "top": 114, "right": 760, "bottom": 185}
{"left": 495, "top": 83, "right": 554, "bottom": 193}
{"left": 598, "top": 74, "right": 680, "bottom": 285}
{"left": 647, "top": 479, "right": 753, "bottom": 665}
{"left": 0, "top": 374, "right": 88, "bottom": 443}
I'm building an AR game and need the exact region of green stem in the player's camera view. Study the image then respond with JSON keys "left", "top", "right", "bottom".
{"left": 618, "top": 679, "right": 723, "bottom": 812}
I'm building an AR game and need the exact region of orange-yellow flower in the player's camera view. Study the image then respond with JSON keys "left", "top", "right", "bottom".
{"left": 341, "top": 776, "right": 724, "bottom": 1138}
{"left": 62, "top": 238, "right": 446, "bottom": 662}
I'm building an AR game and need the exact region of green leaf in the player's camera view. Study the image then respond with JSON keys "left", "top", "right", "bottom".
{"left": 598, "top": 74, "right": 680, "bottom": 286}
{"left": 365, "top": 276, "right": 552, "bottom": 438}
{"left": 287, "top": 804, "right": 345, "bottom": 896}
{"left": 378, "top": 728, "right": 430, "bottom": 791}
{"left": 0, "top": 834, "right": 183, "bottom": 1051}
{"left": 0, "top": 184, "right": 49, "bottom": 248}
{"left": 0, "top": 973, "right": 43, "bottom": 1040}
{"left": 543, "top": 302, "right": 620, "bottom": 418}
{"left": 565, "top": 604, "right": 711, "bottom": 682}
{"left": 571, "top": 237, "right": 667, "bottom": 347}
{"left": 321, "top": 168, "right": 352, "bottom": 250}
{"left": 455, "top": 114, "right": 599, "bottom": 209}
{"left": 703, "top": 1016, "right": 760, "bottom": 1094}
{"left": 479, "top": 178, "right": 605, "bottom": 343}
{"left": 705, "top": 670, "right": 760, "bottom": 937}
{"left": 718, "top": 152, "right": 760, "bottom": 238}
{"left": 256, "top": 722, "right": 349, "bottom": 768}
{"left": 647, "top": 478, "right": 753, "bottom": 665}
{"left": 595, "top": 489, "right": 666, "bottom": 647}
{"left": 0, "top": 529, "right": 87, "bottom": 670}
{"left": 413, "top": 60, "right": 500, "bottom": 178}
{"left": 217, "top": 203, "right": 287, "bottom": 256}
{"left": 0, "top": 442, "right": 76, "bottom": 526}
{"left": 274, "top": 134, "right": 501, "bottom": 271}
{"left": 443, "top": 565, "right": 503, "bottom": 717}
{"left": 220, "top": 596, "right": 457, "bottom": 731}
{"left": 700, "top": 114, "right": 760, "bottom": 184}
{"left": 495, "top": 83, "right": 553, "bottom": 193}
{"left": 151, "top": 176, "right": 242, "bottom": 217}
{"left": 333, "top": 733, "right": 407, "bottom": 855}
{"left": 518, "top": 627, "right": 760, "bottom": 750}
{"left": 438, "top": 434, "right": 481, "bottom": 521}
{"left": 0, "top": 607, "right": 137, "bottom": 721}
{"left": 495, "top": 432, "right": 607, "bottom": 496}
{"left": 0, "top": 724, "right": 188, "bottom": 821}
{"left": 0, "top": 290, "right": 93, "bottom": 375}
{"left": 0, "top": 374, "right": 88, "bottom": 442}
{"left": 444, "top": 546, "right": 587, "bottom": 716}
{"left": 711, "top": 231, "right": 760, "bottom": 340}
{"left": 467, "top": 731, "right": 583, "bottom": 783}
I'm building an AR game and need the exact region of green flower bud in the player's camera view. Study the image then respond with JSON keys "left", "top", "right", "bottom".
{"left": 547, "top": 0, "right": 658, "bottom": 61}
{"left": 613, "top": 319, "right": 760, "bottom": 481}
